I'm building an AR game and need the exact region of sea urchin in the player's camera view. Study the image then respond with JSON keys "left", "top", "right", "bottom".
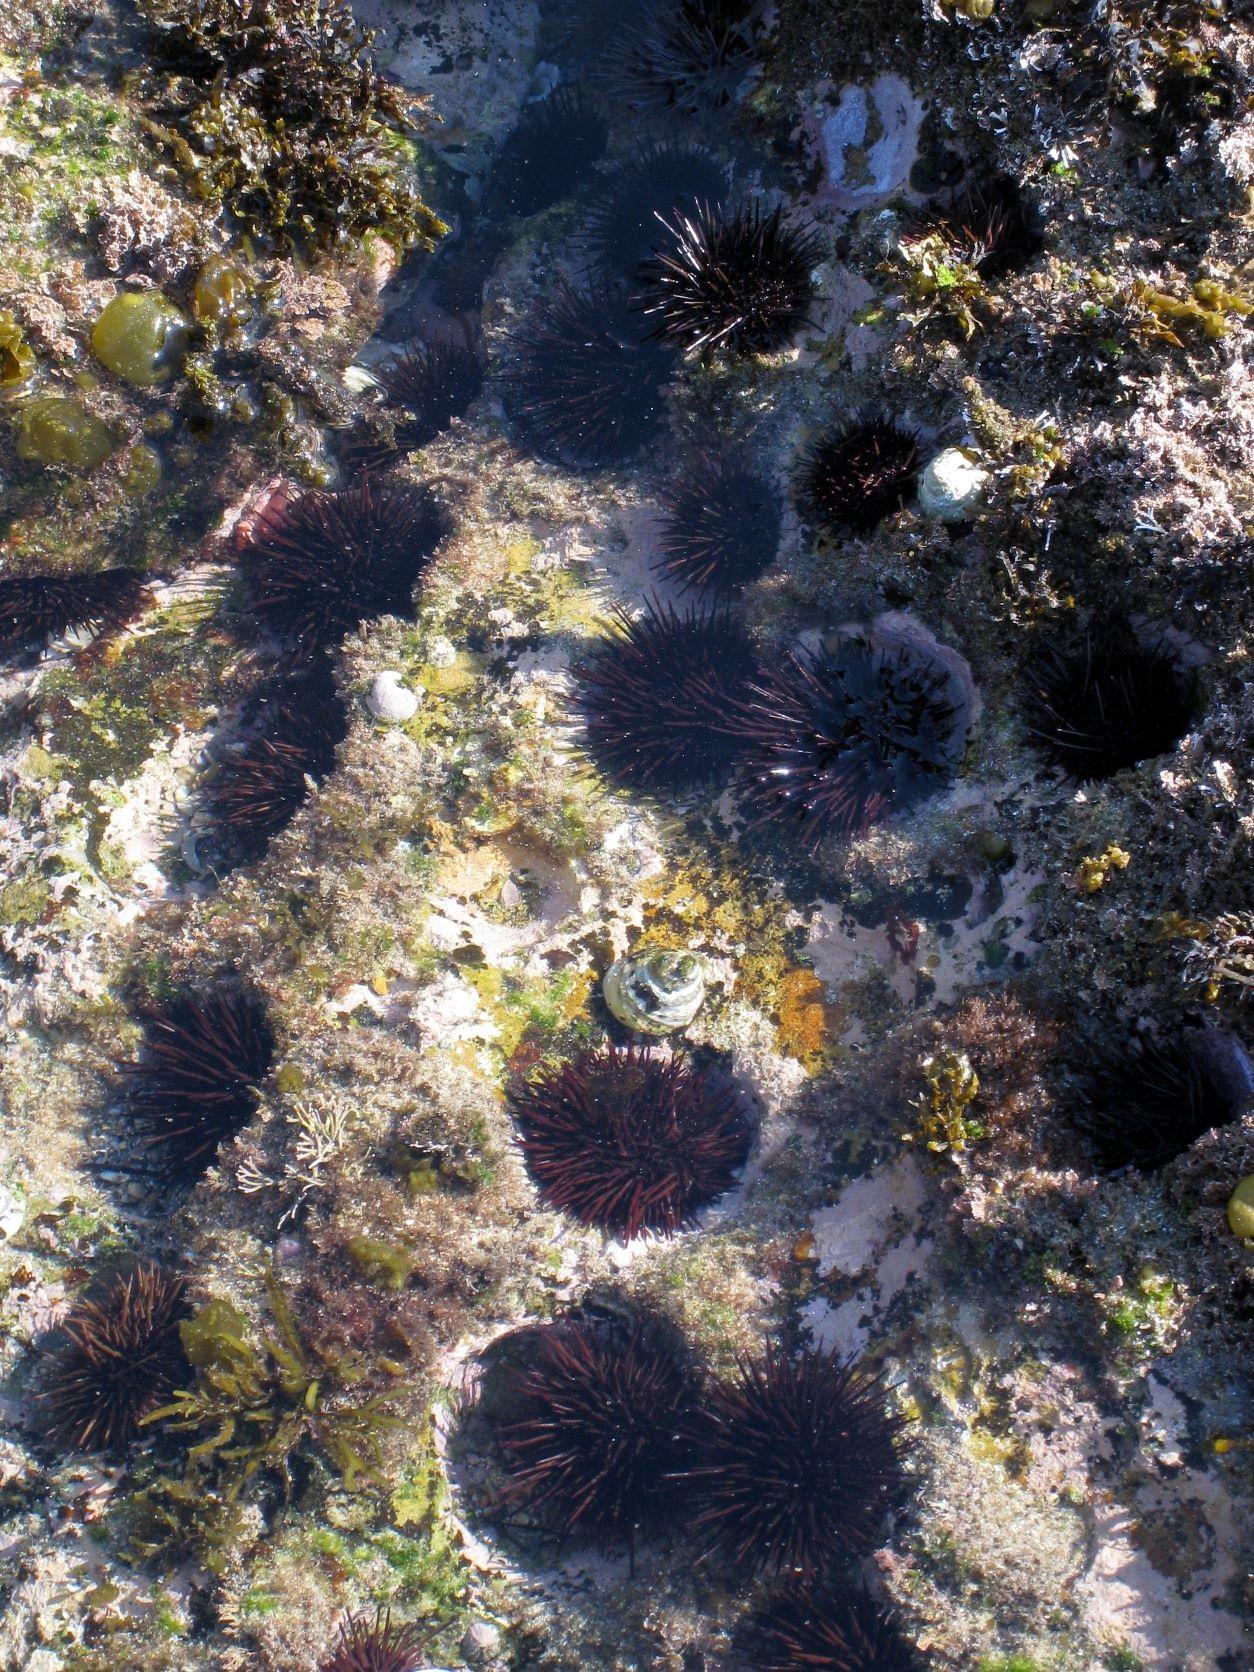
{"left": 319, "top": 1610, "right": 428, "bottom": 1672}
{"left": 1021, "top": 626, "right": 1195, "bottom": 780}
{"left": 599, "top": 0, "right": 757, "bottom": 116}
{"left": 678, "top": 1344, "right": 908, "bottom": 1576}
{"left": 924, "top": 175, "right": 1043, "bottom": 281}
{"left": 379, "top": 335, "right": 484, "bottom": 450}
{"left": 37, "top": 1264, "right": 189, "bottom": 1454}
{"left": 573, "top": 598, "right": 755, "bottom": 791}
{"left": 733, "top": 636, "right": 961, "bottom": 851}
{"left": 0, "top": 567, "right": 150, "bottom": 660}
{"left": 655, "top": 452, "right": 783, "bottom": 594}
{"left": 1076, "top": 1031, "right": 1251, "bottom": 1172}
{"left": 487, "top": 85, "right": 609, "bottom": 218}
{"left": 237, "top": 478, "right": 449, "bottom": 652}
{"left": 506, "top": 278, "right": 674, "bottom": 470}
{"left": 487, "top": 1313, "right": 694, "bottom": 1551}
{"left": 121, "top": 984, "right": 275, "bottom": 1185}
{"left": 585, "top": 142, "right": 730, "bottom": 284}
{"left": 510, "top": 1044, "right": 752, "bottom": 1238}
{"left": 638, "top": 202, "right": 820, "bottom": 358}
{"left": 795, "top": 419, "right": 920, "bottom": 539}
{"left": 742, "top": 1582, "right": 923, "bottom": 1672}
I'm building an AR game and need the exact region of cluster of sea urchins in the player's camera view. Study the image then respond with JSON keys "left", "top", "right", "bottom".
{"left": 37, "top": 1264, "right": 189, "bottom": 1454}
{"left": 477, "top": 1317, "right": 907, "bottom": 1576}
{"left": 509, "top": 1044, "right": 752, "bottom": 1238}
{"left": 119, "top": 983, "right": 274, "bottom": 1187}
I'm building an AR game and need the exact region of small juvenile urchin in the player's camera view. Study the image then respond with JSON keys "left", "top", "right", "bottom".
{"left": 319, "top": 1611, "right": 428, "bottom": 1672}
{"left": 677, "top": 1343, "right": 908, "bottom": 1576}
{"left": 37, "top": 1264, "right": 189, "bottom": 1454}
{"left": 510, "top": 1044, "right": 752, "bottom": 1238}
{"left": 732, "top": 636, "right": 960, "bottom": 851}
{"left": 573, "top": 598, "right": 756, "bottom": 791}
{"left": 795, "top": 418, "right": 920, "bottom": 539}
{"left": 638, "top": 202, "right": 820, "bottom": 357}
{"left": 505, "top": 278, "right": 674, "bottom": 470}
{"left": 655, "top": 452, "right": 783, "bottom": 594}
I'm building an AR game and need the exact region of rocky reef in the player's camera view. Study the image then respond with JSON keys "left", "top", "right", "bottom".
{"left": 0, "top": 0, "right": 1251, "bottom": 1669}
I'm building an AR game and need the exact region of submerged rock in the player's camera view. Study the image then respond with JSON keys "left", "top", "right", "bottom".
{"left": 918, "top": 446, "right": 991, "bottom": 523}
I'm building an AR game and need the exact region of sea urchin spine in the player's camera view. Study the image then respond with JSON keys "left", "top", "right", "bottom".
{"left": 319, "top": 1610, "right": 429, "bottom": 1672}
{"left": 510, "top": 1044, "right": 752, "bottom": 1238}
{"left": 1077, "top": 1030, "right": 1251, "bottom": 1172}
{"left": 37, "top": 1264, "right": 189, "bottom": 1454}
{"left": 743, "top": 1581, "right": 923, "bottom": 1672}
{"left": 677, "top": 1343, "right": 908, "bottom": 1576}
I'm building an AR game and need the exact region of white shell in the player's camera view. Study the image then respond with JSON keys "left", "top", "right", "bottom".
{"left": 603, "top": 950, "right": 706, "bottom": 1036}
{"left": 367, "top": 670, "right": 421, "bottom": 724}
{"left": 917, "top": 447, "right": 990, "bottom": 524}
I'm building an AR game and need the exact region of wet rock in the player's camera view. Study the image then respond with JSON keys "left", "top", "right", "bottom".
{"left": 815, "top": 76, "right": 924, "bottom": 209}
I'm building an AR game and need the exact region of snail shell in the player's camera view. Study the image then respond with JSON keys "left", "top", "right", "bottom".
{"left": 603, "top": 950, "right": 706, "bottom": 1036}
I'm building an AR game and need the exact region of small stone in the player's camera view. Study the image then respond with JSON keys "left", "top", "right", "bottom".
{"left": 0, "top": 1185, "right": 25, "bottom": 1241}
{"left": 917, "top": 447, "right": 991, "bottom": 523}
{"left": 603, "top": 949, "right": 706, "bottom": 1035}
{"left": 367, "top": 671, "right": 421, "bottom": 723}
{"left": 460, "top": 1620, "right": 501, "bottom": 1662}
{"left": 1227, "top": 1175, "right": 1254, "bottom": 1240}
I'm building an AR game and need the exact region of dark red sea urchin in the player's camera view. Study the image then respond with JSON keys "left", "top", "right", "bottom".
{"left": 795, "top": 419, "right": 920, "bottom": 539}
{"left": 638, "top": 202, "right": 820, "bottom": 358}
{"left": 510, "top": 1044, "right": 752, "bottom": 1238}
{"left": 926, "top": 175, "right": 1043, "bottom": 281}
{"left": 743, "top": 1582, "right": 923, "bottom": 1672}
{"left": 121, "top": 984, "right": 275, "bottom": 1185}
{"left": 1077, "top": 1032, "right": 1250, "bottom": 1173}
{"left": 237, "top": 478, "right": 449, "bottom": 652}
{"left": 1021, "top": 626, "right": 1195, "bottom": 781}
{"left": 320, "top": 1610, "right": 428, "bottom": 1672}
{"left": 488, "top": 1314, "right": 694, "bottom": 1550}
{"left": 0, "top": 568, "right": 150, "bottom": 659}
{"left": 733, "top": 636, "right": 960, "bottom": 851}
{"left": 677, "top": 1343, "right": 908, "bottom": 1577}
{"left": 37, "top": 1264, "right": 189, "bottom": 1454}
{"left": 599, "top": 0, "right": 757, "bottom": 116}
{"left": 380, "top": 336, "right": 484, "bottom": 449}
{"left": 573, "top": 598, "right": 756, "bottom": 791}
{"left": 505, "top": 278, "right": 674, "bottom": 470}
{"left": 655, "top": 452, "right": 783, "bottom": 594}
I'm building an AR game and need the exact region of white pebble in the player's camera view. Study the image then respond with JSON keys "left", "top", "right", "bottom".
{"left": 367, "top": 671, "right": 421, "bottom": 724}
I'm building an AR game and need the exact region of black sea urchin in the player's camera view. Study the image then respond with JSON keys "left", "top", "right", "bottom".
{"left": 320, "top": 1611, "right": 428, "bottom": 1672}
{"left": 1077, "top": 1032, "right": 1250, "bottom": 1172}
{"left": 733, "top": 637, "right": 959, "bottom": 851}
{"left": 1021, "top": 627, "right": 1195, "bottom": 781}
{"left": 121, "top": 985, "right": 275, "bottom": 1185}
{"left": 574, "top": 598, "right": 755, "bottom": 791}
{"left": 37, "top": 1264, "right": 189, "bottom": 1453}
{"left": 511, "top": 1044, "right": 752, "bottom": 1238}
{"left": 638, "top": 202, "right": 820, "bottom": 357}
{"left": 489, "top": 1314, "right": 693, "bottom": 1550}
{"left": 198, "top": 656, "right": 349, "bottom": 868}
{"left": 794, "top": 419, "right": 920, "bottom": 539}
{"left": 0, "top": 568, "right": 150, "bottom": 659}
{"left": 487, "top": 86, "right": 609, "bottom": 218}
{"left": 238, "top": 479, "right": 449, "bottom": 652}
{"left": 585, "top": 143, "right": 730, "bottom": 284}
{"left": 599, "top": 0, "right": 756, "bottom": 116}
{"left": 506, "top": 278, "right": 674, "bottom": 469}
{"left": 926, "top": 175, "right": 1043, "bottom": 281}
{"left": 743, "top": 1582, "right": 923, "bottom": 1672}
{"left": 655, "top": 453, "right": 782, "bottom": 594}
{"left": 380, "top": 336, "right": 484, "bottom": 450}
{"left": 678, "top": 1344, "right": 908, "bottom": 1576}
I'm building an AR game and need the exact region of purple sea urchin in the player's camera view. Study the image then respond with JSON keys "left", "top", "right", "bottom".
{"left": 0, "top": 568, "right": 150, "bottom": 659}
{"left": 743, "top": 1582, "right": 923, "bottom": 1671}
{"left": 121, "top": 985, "right": 275, "bottom": 1185}
{"left": 237, "top": 478, "right": 449, "bottom": 652}
{"left": 733, "top": 637, "right": 960, "bottom": 851}
{"left": 488, "top": 85, "right": 609, "bottom": 217}
{"left": 488, "top": 1314, "right": 693, "bottom": 1550}
{"left": 505, "top": 278, "right": 674, "bottom": 469}
{"left": 924, "top": 175, "right": 1043, "bottom": 281}
{"left": 1077, "top": 1032, "right": 1251, "bottom": 1172}
{"left": 638, "top": 202, "right": 820, "bottom": 357}
{"left": 585, "top": 142, "right": 730, "bottom": 284}
{"left": 37, "top": 1264, "right": 189, "bottom": 1454}
{"left": 599, "top": 0, "right": 756, "bottom": 116}
{"left": 510, "top": 1044, "right": 752, "bottom": 1238}
{"left": 320, "top": 1611, "right": 428, "bottom": 1672}
{"left": 198, "top": 655, "right": 348, "bottom": 869}
{"left": 678, "top": 1344, "right": 908, "bottom": 1576}
{"left": 655, "top": 452, "right": 782, "bottom": 594}
{"left": 379, "top": 335, "right": 483, "bottom": 449}
{"left": 795, "top": 419, "right": 920, "bottom": 539}
{"left": 574, "top": 598, "right": 755, "bottom": 791}
{"left": 1021, "top": 627, "right": 1195, "bottom": 780}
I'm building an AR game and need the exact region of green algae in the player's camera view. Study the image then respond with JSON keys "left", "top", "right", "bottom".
{"left": 0, "top": 308, "right": 35, "bottom": 390}
{"left": 91, "top": 292, "right": 190, "bottom": 387}
{"left": 15, "top": 394, "right": 115, "bottom": 469}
